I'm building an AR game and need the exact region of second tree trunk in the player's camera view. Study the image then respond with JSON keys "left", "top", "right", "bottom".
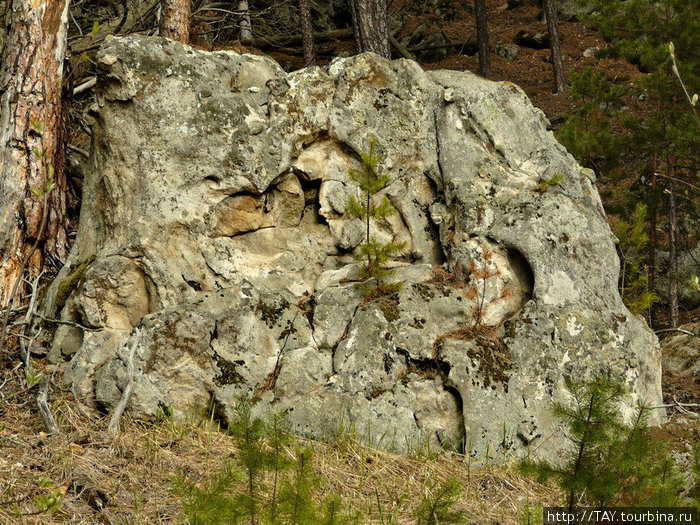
{"left": 351, "top": 0, "right": 391, "bottom": 59}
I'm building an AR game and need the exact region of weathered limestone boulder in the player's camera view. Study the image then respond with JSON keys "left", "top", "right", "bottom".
{"left": 45, "top": 36, "right": 663, "bottom": 461}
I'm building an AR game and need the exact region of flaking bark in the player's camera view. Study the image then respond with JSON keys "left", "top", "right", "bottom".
{"left": 0, "top": 0, "right": 70, "bottom": 310}
{"left": 299, "top": 0, "right": 315, "bottom": 66}
{"left": 160, "top": 0, "right": 190, "bottom": 43}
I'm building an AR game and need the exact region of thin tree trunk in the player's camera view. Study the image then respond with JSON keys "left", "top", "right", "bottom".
{"left": 160, "top": 0, "right": 190, "bottom": 43}
{"left": 0, "top": 0, "right": 70, "bottom": 310}
{"left": 238, "top": 0, "right": 252, "bottom": 41}
{"left": 299, "top": 0, "right": 315, "bottom": 66}
{"left": 351, "top": 0, "right": 390, "bottom": 59}
{"left": 667, "top": 158, "right": 679, "bottom": 328}
{"left": 647, "top": 166, "right": 658, "bottom": 293}
{"left": 542, "top": 0, "right": 566, "bottom": 93}
{"left": 474, "top": 0, "right": 491, "bottom": 77}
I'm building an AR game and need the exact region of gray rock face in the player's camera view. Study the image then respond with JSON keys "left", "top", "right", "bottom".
{"left": 46, "top": 36, "right": 663, "bottom": 461}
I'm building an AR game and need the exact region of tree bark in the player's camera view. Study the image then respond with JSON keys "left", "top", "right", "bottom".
{"left": 542, "top": 0, "right": 566, "bottom": 93}
{"left": 474, "top": 0, "right": 491, "bottom": 77}
{"left": 160, "top": 0, "right": 190, "bottom": 43}
{"left": 0, "top": 0, "right": 70, "bottom": 310}
{"left": 351, "top": 0, "right": 390, "bottom": 59}
{"left": 299, "top": 0, "right": 315, "bottom": 66}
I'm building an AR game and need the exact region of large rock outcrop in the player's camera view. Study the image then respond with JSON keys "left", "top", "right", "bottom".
{"left": 46, "top": 36, "right": 663, "bottom": 461}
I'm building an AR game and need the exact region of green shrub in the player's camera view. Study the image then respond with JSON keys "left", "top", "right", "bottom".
{"left": 519, "top": 377, "right": 683, "bottom": 509}
{"left": 413, "top": 477, "right": 467, "bottom": 525}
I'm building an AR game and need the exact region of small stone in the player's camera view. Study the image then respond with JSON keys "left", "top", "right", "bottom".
{"left": 99, "top": 53, "right": 118, "bottom": 66}
{"left": 495, "top": 42, "right": 519, "bottom": 60}
{"left": 583, "top": 46, "right": 599, "bottom": 58}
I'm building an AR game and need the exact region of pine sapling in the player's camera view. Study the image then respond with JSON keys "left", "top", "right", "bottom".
{"left": 519, "top": 377, "right": 626, "bottom": 510}
{"left": 171, "top": 461, "right": 243, "bottom": 525}
{"left": 413, "top": 477, "right": 466, "bottom": 525}
{"left": 347, "top": 138, "right": 406, "bottom": 293}
{"left": 278, "top": 446, "right": 318, "bottom": 525}
{"left": 519, "top": 376, "right": 684, "bottom": 510}
{"left": 267, "top": 412, "right": 293, "bottom": 523}
{"left": 228, "top": 396, "right": 269, "bottom": 525}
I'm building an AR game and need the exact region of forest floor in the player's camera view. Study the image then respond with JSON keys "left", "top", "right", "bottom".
{"left": 0, "top": 379, "right": 559, "bottom": 524}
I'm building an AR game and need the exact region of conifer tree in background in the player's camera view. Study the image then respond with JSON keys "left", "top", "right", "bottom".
{"left": 351, "top": 0, "right": 391, "bottom": 58}
{"left": 474, "top": 0, "right": 491, "bottom": 77}
{"left": 613, "top": 203, "right": 658, "bottom": 317}
{"left": 160, "top": 0, "right": 191, "bottom": 43}
{"left": 558, "top": 0, "right": 699, "bottom": 326}
{"left": 347, "top": 139, "right": 406, "bottom": 289}
{"left": 299, "top": 0, "right": 316, "bottom": 66}
{"left": 542, "top": 0, "right": 566, "bottom": 92}
{"left": 238, "top": 0, "right": 253, "bottom": 40}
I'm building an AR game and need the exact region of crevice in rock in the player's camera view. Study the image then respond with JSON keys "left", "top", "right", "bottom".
{"left": 181, "top": 274, "right": 202, "bottom": 291}
{"left": 328, "top": 300, "right": 363, "bottom": 375}
{"left": 396, "top": 347, "right": 451, "bottom": 381}
{"left": 507, "top": 247, "right": 535, "bottom": 303}
{"left": 297, "top": 175, "right": 325, "bottom": 225}
{"left": 443, "top": 385, "right": 466, "bottom": 453}
{"left": 208, "top": 395, "right": 229, "bottom": 428}
{"left": 395, "top": 347, "right": 466, "bottom": 453}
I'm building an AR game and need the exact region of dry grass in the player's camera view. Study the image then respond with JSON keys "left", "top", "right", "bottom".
{"left": 0, "top": 378, "right": 560, "bottom": 524}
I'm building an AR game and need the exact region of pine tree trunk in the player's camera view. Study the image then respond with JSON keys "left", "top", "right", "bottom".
{"left": 667, "top": 161, "right": 679, "bottom": 328}
{"left": 351, "top": 0, "right": 390, "bottom": 59}
{"left": 542, "top": 0, "right": 566, "bottom": 93}
{"left": 0, "top": 0, "right": 70, "bottom": 310}
{"left": 299, "top": 0, "right": 315, "bottom": 66}
{"left": 238, "top": 0, "right": 252, "bottom": 41}
{"left": 474, "top": 0, "right": 491, "bottom": 77}
{"left": 647, "top": 168, "right": 658, "bottom": 294}
{"left": 160, "top": 0, "right": 190, "bottom": 43}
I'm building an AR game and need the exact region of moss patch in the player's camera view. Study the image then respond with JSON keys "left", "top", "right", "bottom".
{"left": 466, "top": 338, "right": 512, "bottom": 391}
{"left": 214, "top": 355, "right": 246, "bottom": 387}
{"left": 433, "top": 327, "right": 512, "bottom": 390}
{"left": 255, "top": 297, "right": 290, "bottom": 328}
{"left": 52, "top": 255, "right": 96, "bottom": 316}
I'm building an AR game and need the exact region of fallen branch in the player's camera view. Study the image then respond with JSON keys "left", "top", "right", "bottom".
{"left": 388, "top": 33, "right": 415, "bottom": 60}
{"left": 72, "top": 76, "right": 97, "bottom": 97}
{"left": 107, "top": 328, "right": 142, "bottom": 435}
{"left": 37, "top": 378, "right": 60, "bottom": 434}
{"left": 240, "top": 28, "right": 353, "bottom": 49}
{"left": 654, "top": 327, "right": 695, "bottom": 336}
{"left": 650, "top": 399, "right": 700, "bottom": 418}
{"left": 37, "top": 314, "right": 101, "bottom": 332}
{"left": 651, "top": 402, "right": 700, "bottom": 409}
{"left": 67, "top": 144, "right": 89, "bottom": 158}
{"left": 408, "top": 39, "right": 478, "bottom": 55}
